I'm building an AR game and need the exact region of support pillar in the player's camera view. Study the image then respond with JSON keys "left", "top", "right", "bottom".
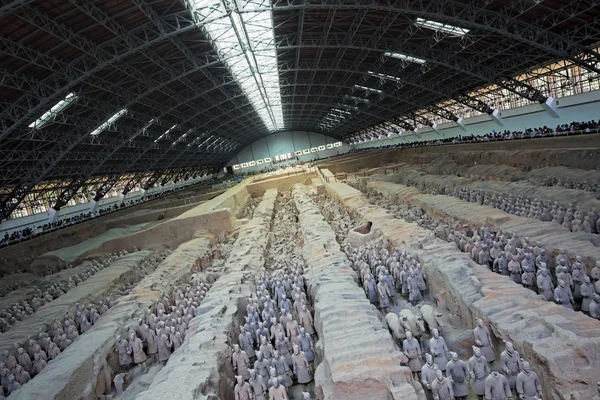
{"left": 89, "top": 200, "right": 99, "bottom": 214}
{"left": 47, "top": 208, "right": 59, "bottom": 224}
{"left": 541, "top": 96, "right": 560, "bottom": 118}
{"left": 455, "top": 118, "right": 468, "bottom": 132}
{"left": 490, "top": 110, "right": 504, "bottom": 126}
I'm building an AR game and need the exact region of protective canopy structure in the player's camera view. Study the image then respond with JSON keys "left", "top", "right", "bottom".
{"left": 1, "top": 0, "right": 600, "bottom": 220}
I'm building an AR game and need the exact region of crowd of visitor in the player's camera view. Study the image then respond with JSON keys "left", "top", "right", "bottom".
{"left": 350, "top": 119, "right": 599, "bottom": 150}
{"left": 0, "top": 182, "right": 211, "bottom": 248}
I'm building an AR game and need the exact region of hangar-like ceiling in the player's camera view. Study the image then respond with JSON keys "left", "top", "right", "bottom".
{"left": 1, "top": 0, "right": 599, "bottom": 220}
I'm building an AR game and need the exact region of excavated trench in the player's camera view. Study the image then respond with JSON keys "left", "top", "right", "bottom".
{"left": 318, "top": 176, "right": 600, "bottom": 400}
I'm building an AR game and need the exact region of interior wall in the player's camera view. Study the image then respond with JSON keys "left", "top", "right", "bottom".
{"left": 353, "top": 89, "right": 600, "bottom": 148}
{"left": 226, "top": 131, "right": 351, "bottom": 173}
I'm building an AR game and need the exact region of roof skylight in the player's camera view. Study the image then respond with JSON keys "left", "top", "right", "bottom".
{"left": 89, "top": 108, "right": 127, "bottom": 136}
{"left": 384, "top": 52, "right": 426, "bottom": 64}
{"left": 415, "top": 18, "right": 469, "bottom": 37}
{"left": 29, "top": 92, "right": 78, "bottom": 129}
{"left": 354, "top": 84, "right": 382, "bottom": 94}
{"left": 185, "top": 0, "right": 284, "bottom": 132}
{"left": 332, "top": 108, "right": 352, "bottom": 115}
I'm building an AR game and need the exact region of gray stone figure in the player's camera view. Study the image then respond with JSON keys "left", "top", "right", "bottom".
{"left": 484, "top": 371, "right": 511, "bottom": 400}
{"left": 254, "top": 351, "right": 270, "bottom": 380}
{"left": 516, "top": 361, "right": 542, "bottom": 400}
{"left": 500, "top": 342, "right": 521, "bottom": 390}
{"left": 297, "top": 328, "right": 314, "bottom": 362}
{"left": 248, "top": 369, "right": 268, "bottom": 400}
{"left": 16, "top": 348, "right": 31, "bottom": 373}
{"left": 298, "top": 305, "right": 315, "bottom": 335}
{"left": 156, "top": 332, "right": 171, "bottom": 363}
{"left": 32, "top": 353, "right": 46, "bottom": 375}
{"left": 421, "top": 354, "right": 437, "bottom": 391}
{"left": 403, "top": 330, "right": 423, "bottom": 374}
{"left": 589, "top": 294, "right": 600, "bottom": 320}
{"left": 377, "top": 275, "right": 392, "bottom": 311}
{"left": 142, "top": 324, "right": 158, "bottom": 357}
{"left": 446, "top": 352, "right": 469, "bottom": 400}
{"left": 364, "top": 274, "right": 378, "bottom": 305}
{"left": 234, "top": 375, "right": 253, "bottom": 400}
{"left": 285, "top": 316, "right": 300, "bottom": 345}
{"left": 429, "top": 329, "right": 449, "bottom": 372}
{"left": 473, "top": 319, "right": 495, "bottom": 362}
{"left": 580, "top": 276, "right": 596, "bottom": 313}
{"left": 114, "top": 373, "right": 125, "bottom": 396}
{"left": 271, "top": 351, "right": 292, "bottom": 388}
{"left": 430, "top": 368, "right": 454, "bottom": 400}
{"left": 268, "top": 378, "right": 289, "bottom": 400}
{"left": 259, "top": 335, "right": 274, "bottom": 359}
{"left": 554, "top": 279, "right": 575, "bottom": 309}
{"left": 291, "top": 344, "right": 311, "bottom": 384}
{"left": 115, "top": 335, "right": 132, "bottom": 367}
{"left": 128, "top": 332, "right": 147, "bottom": 370}
{"left": 14, "top": 365, "right": 30, "bottom": 385}
{"left": 536, "top": 266, "right": 554, "bottom": 301}
{"left": 469, "top": 347, "right": 490, "bottom": 399}
{"left": 47, "top": 342, "right": 61, "bottom": 360}
{"left": 232, "top": 344, "right": 251, "bottom": 381}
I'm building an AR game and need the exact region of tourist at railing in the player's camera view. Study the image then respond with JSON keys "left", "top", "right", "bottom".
{"left": 348, "top": 119, "right": 599, "bottom": 150}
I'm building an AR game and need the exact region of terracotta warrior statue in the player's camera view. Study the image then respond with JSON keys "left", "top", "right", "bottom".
{"left": 473, "top": 319, "right": 495, "bottom": 363}
{"left": 516, "top": 361, "right": 542, "bottom": 400}
{"left": 431, "top": 368, "right": 454, "bottom": 400}
{"left": 468, "top": 346, "right": 490, "bottom": 400}
{"left": 445, "top": 352, "right": 469, "bottom": 400}
{"left": 484, "top": 370, "right": 511, "bottom": 400}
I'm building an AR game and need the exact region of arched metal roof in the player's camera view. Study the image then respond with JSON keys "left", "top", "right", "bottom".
{"left": 1, "top": 0, "right": 599, "bottom": 220}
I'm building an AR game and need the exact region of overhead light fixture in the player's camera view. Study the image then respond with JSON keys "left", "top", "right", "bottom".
{"left": 173, "top": 128, "right": 194, "bottom": 145}
{"left": 154, "top": 124, "right": 177, "bottom": 143}
{"left": 332, "top": 108, "right": 352, "bottom": 115}
{"left": 384, "top": 52, "right": 426, "bottom": 65}
{"left": 368, "top": 71, "right": 402, "bottom": 82}
{"left": 185, "top": 0, "right": 284, "bottom": 131}
{"left": 29, "top": 92, "right": 78, "bottom": 129}
{"left": 89, "top": 108, "right": 127, "bottom": 136}
{"left": 415, "top": 18, "right": 469, "bottom": 37}
{"left": 345, "top": 95, "right": 370, "bottom": 103}
{"left": 354, "top": 84, "right": 383, "bottom": 94}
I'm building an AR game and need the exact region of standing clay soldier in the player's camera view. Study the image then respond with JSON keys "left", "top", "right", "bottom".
{"left": 469, "top": 347, "right": 490, "bottom": 400}
{"left": 13, "top": 365, "right": 30, "bottom": 385}
{"left": 298, "top": 305, "right": 315, "bottom": 336}
{"left": 271, "top": 351, "right": 293, "bottom": 388}
{"left": 268, "top": 378, "right": 289, "bottom": 400}
{"left": 285, "top": 315, "right": 300, "bottom": 345}
{"left": 291, "top": 344, "right": 312, "bottom": 385}
{"left": 431, "top": 368, "right": 454, "bottom": 400}
{"left": 234, "top": 375, "right": 253, "bottom": 400}
{"left": 536, "top": 266, "right": 554, "bottom": 301}
{"left": 421, "top": 354, "right": 437, "bottom": 391}
{"left": 128, "top": 332, "right": 147, "bottom": 371}
{"left": 377, "top": 274, "right": 392, "bottom": 312}
{"left": 47, "top": 342, "right": 61, "bottom": 360}
{"left": 16, "top": 348, "right": 32, "bottom": 374}
{"left": 500, "top": 342, "right": 520, "bottom": 391}
{"left": 429, "top": 329, "right": 449, "bottom": 372}
{"left": 590, "top": 294, "right": 600, "bottom": 320}
{"left": 115, "top": 335, "right": 132, "bottom": 367}
{"left": 156, "top": 331, "right": 171, "bottom": 363}
{"left": 254, "top": 351, "right": 270, "bottom": 380}
{"left": 516, "top": 361, "right": 542, "bottom": 400}
{"left": 508, "top": 255, "right": 522, "bottom": 284}
{"left": 408, "top": 271, "right": 423, "bottom": 305}
{"left": 484, "top": 371, "right": 511, "bottom": 400}
{"left": 232, "top": 345, "right": 251, "bottom": 381}
{"left": 403, "top": 330, "right": 423, "bottom": 377}
{"left": 248, "top": 369, "right": 268, "bottom": 400}
{"left": 32, "top": 353, "right": 46, "bottom": 375}
{"left": 142, "top": 324, "right": 158, "bottom": 360}
{"left": 554, "top": 279, "right": 575, "bottom": 309}
{"left": 445, "top": 352, "right": 469, "bottom": 400}
{"left": 364, "top": 274, "right": 378, "bottom": 305}
{"left": 473, "top": 319, "right": 495, "bottom": 363}
{"left": 580, "top": 276, "right": 596, "bottom": 314}
{"left": 297, "top": 328, "right": 314, "bottom": 362}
